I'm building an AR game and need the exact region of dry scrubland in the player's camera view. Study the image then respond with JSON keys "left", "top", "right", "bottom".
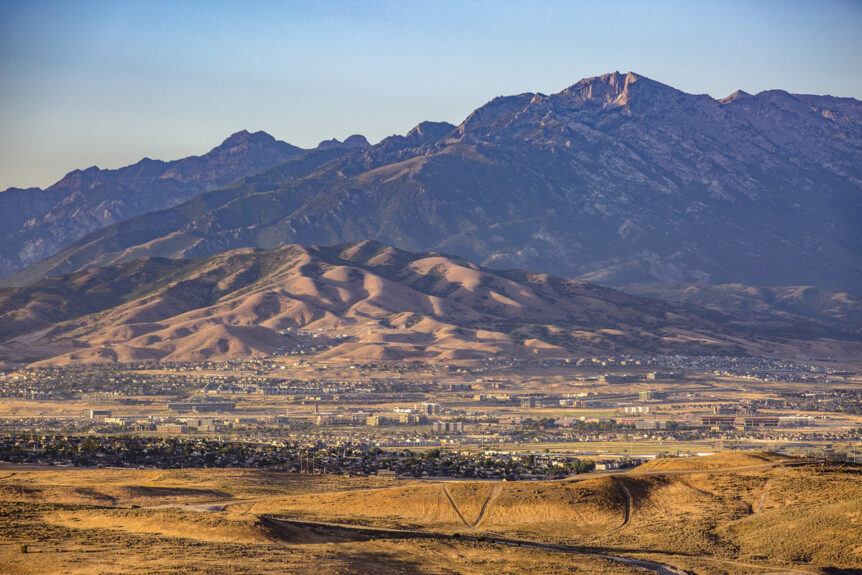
{"left": 0, "top": 453, "right": 860, "bottom": 574}
{"left": 6, "top": 241, "right": 859, "bottom": 367}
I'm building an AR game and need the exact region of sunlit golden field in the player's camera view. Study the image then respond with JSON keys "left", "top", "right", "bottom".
{"left": 0, "top": 453, "right": 859, "bottom": 574}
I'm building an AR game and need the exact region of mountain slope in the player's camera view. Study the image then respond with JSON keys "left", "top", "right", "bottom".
{"left": 6, "top": 72, "right": 862, "bottom": 291}
{"left": 0, "top": 130, "right": 306, "bottom": 278}
{"left": 6, "top": 241, "right": 853, "bottom": 366}
{"left": 622, "top": 283, "right": 862, "bottom": 336}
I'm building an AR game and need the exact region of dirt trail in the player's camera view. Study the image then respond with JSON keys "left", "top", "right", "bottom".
{"left": 442, "top": 483, "right": 503, "bottom": 529}
{"left": 592, "top": 476, "right": 631, "bottom": 541}
{"left": 753, "top": 477, "right": 774, "bottom": 514}
{"left": 441, "top": 484, "right": 471, "bottom": 528}
{"left": 472, "top": 483, "right": 502, "bottom": 528}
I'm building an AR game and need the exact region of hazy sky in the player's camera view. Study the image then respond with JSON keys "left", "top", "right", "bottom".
{"left": 1, "top": 0, "right": 861, "bottom": 190}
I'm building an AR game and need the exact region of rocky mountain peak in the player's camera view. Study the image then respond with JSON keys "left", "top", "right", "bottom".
{"left": 560, "top": 71, "right": 643, "bottom": 104}
{"left": 344, "top": 134, "right": 371, "bottom": 148}
{"left": 720, "top": 90, "right": 752, "bottom": 104}
{"left": 217, "top": 130, "right": 278, "bottom": 150}
{"left": 50, "top": 166, "right": 102, "bottom": 190}
{"left": 405, "top": 121, "right": 456, "bottom": 143}
{"left": 317, "top": 134, "right": 370, "bottom": 150}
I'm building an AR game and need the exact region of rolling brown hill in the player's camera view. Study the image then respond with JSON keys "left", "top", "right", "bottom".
{"left": 2, "top": 454, "right": 859, "bottom": 574}
{"left": 0, "top": 241, "right": 858, "bottom": 366}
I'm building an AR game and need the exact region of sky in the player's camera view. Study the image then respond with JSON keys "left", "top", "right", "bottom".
{"left": 1, "top": 0, "right": 861, "bottom": 190}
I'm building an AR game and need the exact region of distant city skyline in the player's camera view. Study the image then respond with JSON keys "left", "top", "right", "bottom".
{"left": 1, "top": 0, "right": 861, "bottom": 190}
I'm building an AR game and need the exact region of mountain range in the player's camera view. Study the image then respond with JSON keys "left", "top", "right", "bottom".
{"left": 2, "top": 241, "right": 857, "bottom": 366}
{"left": 0, "top": 130, "right": 371, "bottom": 280}
{"left": 3, "top": 71, "right": 859, "bottom": 294}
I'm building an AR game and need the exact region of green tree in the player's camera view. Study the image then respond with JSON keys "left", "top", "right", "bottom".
{"left": 81, "top": 437, "right": 101, "bottom": 452}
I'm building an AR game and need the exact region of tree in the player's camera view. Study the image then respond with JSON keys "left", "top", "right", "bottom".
{"left": 81, "top": 437, "right": 101, "bottom": 452}
{"left": 423, "top": 448, "right": 441, "bottom": 462}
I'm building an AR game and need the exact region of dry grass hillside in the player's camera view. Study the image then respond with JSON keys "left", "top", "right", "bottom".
{"left": 2, "top": 241, "right": 859, "bottom": 366}
{"left": 634, "top": 451, "right": 791, "bottom": 472}
{"left": 0, "top": 453, "right": 859, "bottom": 574}
{"left": 0, "top": 240, "right": 797, "bottom": 367}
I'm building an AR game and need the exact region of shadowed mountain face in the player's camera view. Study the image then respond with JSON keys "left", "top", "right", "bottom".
{"left": 5, "top": 72, "right": 862, "bottom": 292}
{"left": 0, "top": 130, "right": 306, "bottom": 278}
{"left": 1, "top": 241, "right": 858, "bottom": 366}
{"left": 622, "top": 283, "right": 862, "bottom": 339}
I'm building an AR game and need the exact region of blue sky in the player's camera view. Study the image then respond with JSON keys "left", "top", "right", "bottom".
{"left": 1, "top": 0, "right": 861, "bottom": 189}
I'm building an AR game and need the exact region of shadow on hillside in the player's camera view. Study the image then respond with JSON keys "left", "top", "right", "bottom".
{"left": 262, "top": 517, "right": 425, "bottom": 545}
{"left": 126, "top": 486, "right": 231, "bottom": 499}
{"left": 334, "top": 550, "right": 427, "bottom": 573}
{"left": 261, "top": 516, "right": 703, "bottom": 560}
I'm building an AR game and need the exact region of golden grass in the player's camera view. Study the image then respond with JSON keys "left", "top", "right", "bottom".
{"left": 258, "top": 483, "right": 464, "bottom": 528}
{"left": 0, "top": 500, "right": 635, "bottom": 575}
{"left": 48, "top": 507, "right": 270, "bottom": 544}
{"left": 635, "top": 451, "right": 790, "bottom": 472}
{"left": 479, "top": 478, "right": 623, "bottom": 541}
{"left": 718, "top": 497, "right": 862, "bottom": 568}
{"left": 0, "top": 454, "right": 859, "bottom": 575}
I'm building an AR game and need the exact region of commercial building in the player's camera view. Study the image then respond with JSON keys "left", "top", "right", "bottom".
{"left": 155, "top": 423, "right": 188, "bottom": 434}
{"left": 520, "top": 396, "right": 543, "bottom": 408}
{"left": 622, "top": 406, "right": 650, "bottom": 414}
{"left": 702, "top": 415, "right": 737, "bottom": 428}
{"left": 399, "top": 413, "right": 424, "bottom": 424}
{"left": 432, "top": 421, "right": 464, "bottom": 434}
{"left": 89, "top": 409, "right": 112, "bottom": 421}
{"left": 634, "top": 419, "right": 667, "bottom": 430}
{"left": 420, "top": 402, "right": 442, "bottom": 416}
{"left": 315, "top": 413, "right": 335, "bottom": 425}
{"left": 744, "top": 416, "right": 780, "bottom": 429}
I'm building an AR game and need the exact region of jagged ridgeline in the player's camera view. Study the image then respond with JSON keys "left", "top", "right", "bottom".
{"left": 0, "top": 131, "right": 368, "bottom": 280}
{"left": 3, "top": 71, "right": 861, "bottom": 293}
